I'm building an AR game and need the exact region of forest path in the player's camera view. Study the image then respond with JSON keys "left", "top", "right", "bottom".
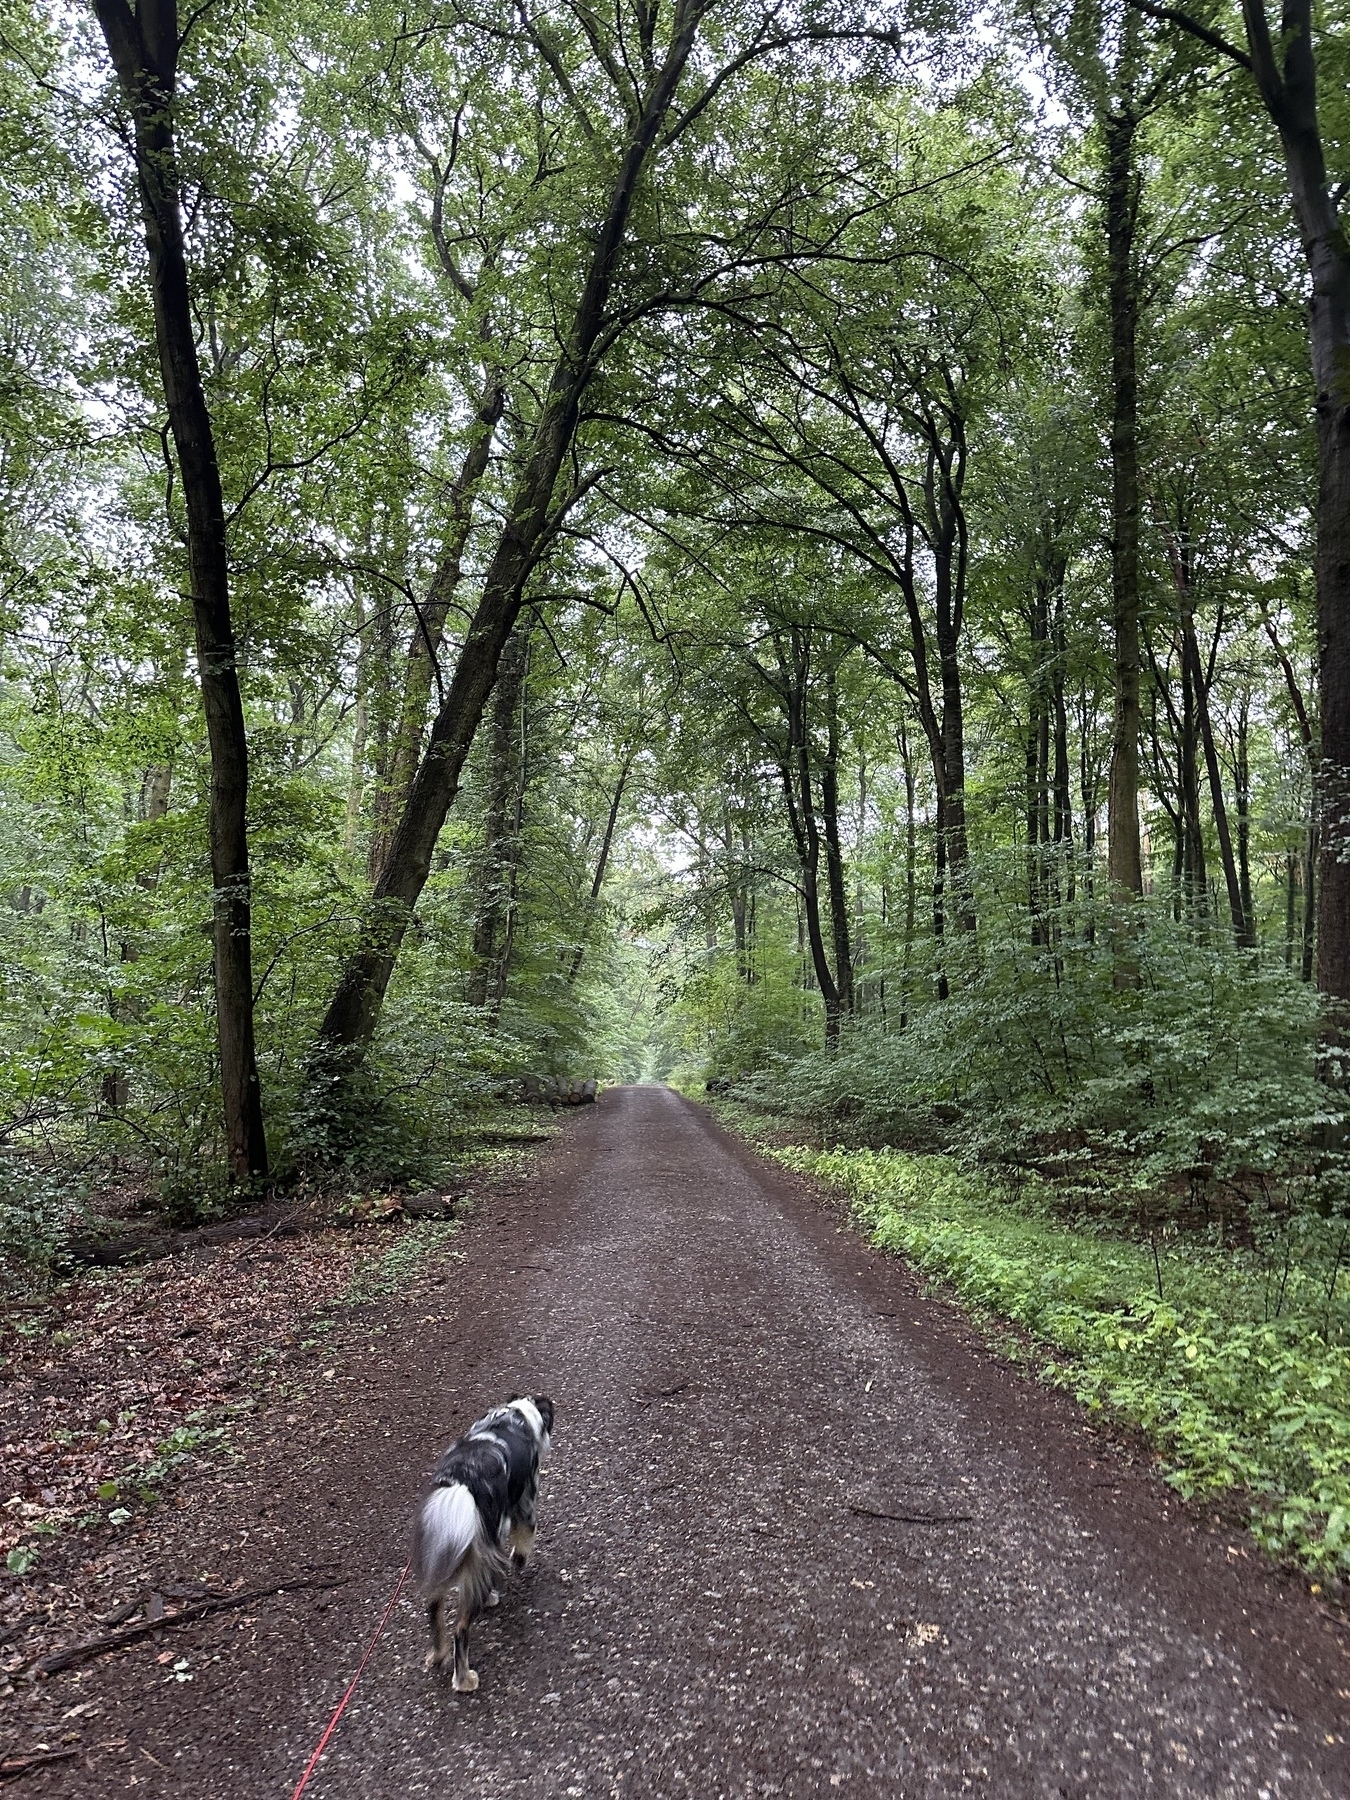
{"left": 35, "top": 1086, "right": 1350, "bottom": 1797}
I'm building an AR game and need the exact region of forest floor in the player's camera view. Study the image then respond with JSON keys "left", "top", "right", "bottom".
{"left": 4, "top": 1086, "right": 1350, "bottom": 1796}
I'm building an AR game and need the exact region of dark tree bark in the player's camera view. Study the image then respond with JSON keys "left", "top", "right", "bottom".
{"left": 749, "top": 625, "right": 842, "bottom": 1045}
{"left": 1103, "top": 95, "right": 1145, "bottom": 918}
{"left": 1186, "top": 617, "right": 1250, "bottom": 940}
{"left": 925, "top": 406, "right": 976, "bottom": 937}
{"left": 1263, "top": 611, "right": 1319, "bottom": 978}
{"left": 1026, "top": 552, "right": 1064, "bottom": 943}
{"left": 343, "top": 592, "right": 370, "bottom": 856}
{"left": 314, "top": 11, "right": 705, "bottom": 1065}
{"left": 1078, "top": 682, "right": 1103, "bottom": 941}
{"left": 92, "top": 0, "right": 267, "bottom": 1178}
{"left": 896, "top": 715, "right": 918, "bottom": 1030}
{"left": 1235, "top": 695, "right": 1255, "bottom": 940}
{"left": 1286, "top": 849, "right": 1298, "bottom": 968}
{"left": 466, "top": 626, "right": 530, "bottom": 1012}
{"left": 781, "top": 642, "right": 841, "bottom": 1045}
{"left": 821, "top": 664, "right": 855, "bottom": 1016}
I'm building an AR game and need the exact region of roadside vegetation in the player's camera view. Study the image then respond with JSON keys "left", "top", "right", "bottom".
{"left": 747, "top": 1124, "right": 1350, "bottom": 1578}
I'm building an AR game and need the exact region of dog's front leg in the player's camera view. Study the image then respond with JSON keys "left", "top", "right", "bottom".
{"left": 509, "top": 1489, "right": 538, "bottom": 1570}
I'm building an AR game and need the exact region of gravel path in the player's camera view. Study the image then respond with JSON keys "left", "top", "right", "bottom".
{"left": 30, "top": 1086, "right": 1350, "bottom": 1796}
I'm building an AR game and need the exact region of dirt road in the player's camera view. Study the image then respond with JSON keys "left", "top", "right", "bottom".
{"left": 30, "top": 1087, "right": 1350, "bottom": 1796}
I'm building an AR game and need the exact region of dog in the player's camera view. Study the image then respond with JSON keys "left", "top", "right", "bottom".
{"left": 413, "top": 1394, "right": 554, "bottom": 1691}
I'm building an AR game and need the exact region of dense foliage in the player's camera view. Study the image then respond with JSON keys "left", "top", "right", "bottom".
{"left": 1, "top": 0, "right": 1349, "bottom": 1367}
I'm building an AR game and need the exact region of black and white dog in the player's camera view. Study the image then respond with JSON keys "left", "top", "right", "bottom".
{"left": 413, "top": 1394, "right": 554, "bottom": 1692}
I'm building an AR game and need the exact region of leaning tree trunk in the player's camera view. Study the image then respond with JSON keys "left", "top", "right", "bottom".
{"left": 368, "top": 372, "right": 505, "bottom": 883}
{"left": 93, "top": 0, "right": 267, "bottom": 1178}
{"left": 313, "top": 16, "right": 703, "bottom": 1068}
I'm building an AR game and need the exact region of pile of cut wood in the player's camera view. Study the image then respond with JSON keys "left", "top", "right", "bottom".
{"left": 519, "top": 1076, "right": 598, "bottom": 1107}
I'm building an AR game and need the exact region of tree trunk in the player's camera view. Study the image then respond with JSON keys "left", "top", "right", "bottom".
{"left": 467, "top": 626, "right": 529, "bottom": 1011}
{"left": 368, "top": 372, "right": 505, "bottom": 882}
{"left": 821, "top": 665, "right": 854, "bottom": 1015}
{"left": 1136, "top": 0, "right": 1350, "bottom": 1036}
{"left": 1079, "top": 683, "right": 1100, "bottom": 942}
{"left": 1235, "top": 696, "right": 1255, "bottom": 940}
{"left": 932, "top": 453, "right": 975, "bottom": 938}
{"left": 93, "top": 0, "right": 267, "bottom": 1178}
{"left": 566, "top": 751, "right": 635, "bottom": 987}
{"left": 1183, "top": 616, "right": 1250, "bottom": 943}
{"left": 897, "top": 716, "right": 917, "bottom": 1030}
{"left": 313, "top": 16, "right": 703, "bottom": 1068}
{"left": 1104, "top": 101, "right": 1145, "bottom": 920}
{"left": 342, "top": 592, "right": 370, "bottom": 857}
{"left": 1286, "top": 849, "right": 1298, "bottom": 968}
{"left": 1304, "top": 823, "right": 1318, "bottom": 982}
{"left": 1027, "top": 574, "right": 1053, "bottom": 943}
{"left": 1242, "top": 0, "right": 1350, "bottom": 1026}
{"left": 723, "top": 806, "right": 750, "bottom": 982}
{"left": 1178, "top": 634, "right": 1208, "bottom": 920}
{"left": 786, "top": 660, "right": 841, "bottom": 1045}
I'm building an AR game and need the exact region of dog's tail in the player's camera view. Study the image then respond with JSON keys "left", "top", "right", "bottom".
{"left": 414, "top": 1484, "right": 504, "bottom": 1612}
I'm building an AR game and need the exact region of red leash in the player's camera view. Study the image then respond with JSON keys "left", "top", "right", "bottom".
{"left": 290, "top": 1558, "right": 412, "bottom": 1799}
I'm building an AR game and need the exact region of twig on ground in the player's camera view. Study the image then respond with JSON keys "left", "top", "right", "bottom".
{"left": 31, "top": 1576, "right": 347, "bottom": 1677}
{"left": 847, "top": 1504, "right": 973, "bottom": 1525}
{"left": 0, "top": 1748, "right": 79, "bottom": 1782}
{"left": 634, "top": 1382, "right": 688, "bottom": 1404}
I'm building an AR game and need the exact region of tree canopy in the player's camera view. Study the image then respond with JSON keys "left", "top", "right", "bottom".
{"left": 0, "top": 0, "right": 1348, "bottom": 1250}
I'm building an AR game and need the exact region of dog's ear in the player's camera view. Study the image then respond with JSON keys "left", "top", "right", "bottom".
{"left": 533, "top": 1395, "right": 554, "bottom": 1435}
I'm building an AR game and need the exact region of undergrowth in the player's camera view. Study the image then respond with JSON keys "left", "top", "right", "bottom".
{"left": 338, "top": 1220, "right": 461, "bottom": 1304}
{"left": 764, "top": 1138, "right": 1350, "bottom": 1579}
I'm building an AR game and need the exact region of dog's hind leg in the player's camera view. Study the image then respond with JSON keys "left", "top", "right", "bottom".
{"left": 451, "top": 1610, "right": 478, "bottom": 1693}
{"left": 424, "top": 1595, "right": 448, "bottom": 1671}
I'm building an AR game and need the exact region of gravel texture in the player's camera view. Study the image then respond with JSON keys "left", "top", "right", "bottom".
{"left": 23, "top": 1085, "right": 1350, "bottom": 1796}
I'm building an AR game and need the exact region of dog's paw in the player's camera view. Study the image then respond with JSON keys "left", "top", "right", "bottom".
{"left": 510, "top": 1552, "right": 527, "bottom": 1572}
{"left": 452, "top": 1668, "right": 479, "bottom": 1693}
{"left": 487, "top": 1588, "right": 501, "bottom": 1608}
{"left": 424, "top": 1650, "right": 444, "bottom": 1673}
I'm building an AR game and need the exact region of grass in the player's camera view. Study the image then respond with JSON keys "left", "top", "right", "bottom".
{"left": 338, "top": 1219, "right": 461, "bottom": 1305}
{"left": 726, "top": 1112, "right": 1350, "bottom": 1580}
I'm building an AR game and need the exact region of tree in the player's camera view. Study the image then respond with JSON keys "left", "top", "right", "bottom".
{"left": 90, "top": 0, "right": 267, "bottom": 1177}
{"left": 312, "top": 0, "right": 908, "bottom": 1079}
{"left": 1127, "top": 0, "right": 1350, "bottom": 1043}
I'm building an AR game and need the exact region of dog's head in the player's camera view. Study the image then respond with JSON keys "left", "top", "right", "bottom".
{"left": 509, "top": 1394, "right": 555, "bottom": 1459}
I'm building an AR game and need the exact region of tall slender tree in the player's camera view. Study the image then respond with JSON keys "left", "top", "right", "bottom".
{"left": 90, "top": 0, "right": 267, "bottom": 1177}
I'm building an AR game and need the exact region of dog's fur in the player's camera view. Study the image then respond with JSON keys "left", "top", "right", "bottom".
{"left": 413, "top": 1394, "right": 554, "bottom": 1691}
